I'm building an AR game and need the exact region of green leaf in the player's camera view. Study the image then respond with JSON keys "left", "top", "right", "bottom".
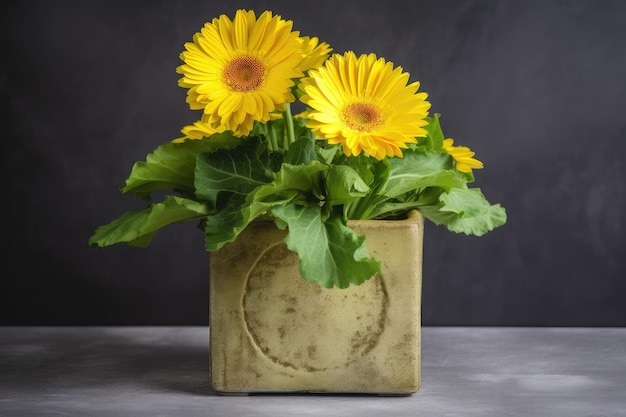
{"left": 383, "top": 149, "right": 463, "bottom": 197}
{"left": 343, "top": 158, "right": 390, "bottom": 219}
{"left": 203, "top": 190, "right": 298, "bottom": 252}
{"left": 316, "top": 144, "right": 339, "bottom": 165}
{"left": 324, "top": 165, "right": 370, "bottom": 206}
{"left": 271, "top": 205, "right": 381, "bottom": 288}
{"left": 88, "top": 196, "right": 210, "bottom": 248}
{"left": 292, "top": 115, "right": 316, "bottom": 142}
{"left": 421, "top": 113, "right": 445, "bottom": 151}
{"left": 251, "top": 118, "right": 284, "bottom": 151}
{"left": 337, "top": 153, "right": 377, "bottom": 186}
{"left": 419, "top": 188, "right": 507, "bottom": 236}
{"left": 275, "top": 162, "right": 327, "bottom": 201}
{"left": 284, "top": 136, "right": 317, "bottom": 165}
{"left": 195, "top": 138, "right": 289, "bottom": 251}
{"left": 369, "top": 187, "right": 444, "bottom": 218}
{"left": 194, "top": 138, "right": 274, "bottom": 207}
{"left": 201, "top": 196, "right": 252, "bottom": 251}
{"left": 253, "top": 162, "right": 326, "bottom": 204}
{"left": 202, "top": 161, "right": 328, "bottom": 251}
{"left": 251, "top": 116, "right": 315, "bottom": 153}
{"left": 122, "top": 133, "right": 244, "bottom": 200}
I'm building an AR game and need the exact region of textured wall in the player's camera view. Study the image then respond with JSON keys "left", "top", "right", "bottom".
{"left": 2, "top": 0, "right": 625, "bottom": 325}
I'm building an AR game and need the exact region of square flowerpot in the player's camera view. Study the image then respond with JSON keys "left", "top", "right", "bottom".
{"left": 209, "top": 210, "right": 424, "bottom": 395}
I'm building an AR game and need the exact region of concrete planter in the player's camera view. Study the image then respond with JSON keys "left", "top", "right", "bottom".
{"left": 209, "top": 210, "right": 424, "bottom": 395}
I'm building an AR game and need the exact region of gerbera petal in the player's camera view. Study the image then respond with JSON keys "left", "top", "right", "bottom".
{"left": 298, "top": 36, "right": 332, "bottom": 72}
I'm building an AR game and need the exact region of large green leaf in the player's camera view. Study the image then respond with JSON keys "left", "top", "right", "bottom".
{"left": 88, "top": 196, "right": 210, "bottom": 248}
{"left": 336, "top": 153, "right": 377, "bottom": 186}
{"left": 284, "top": 137, "right": 317, "bottom": 165}
{"left": 316, "top": 144, "right": 339, "bottom": 165}
{"left": 202, "top": 160, "right": 327, "bottom": 251}
{"left": 324, "top": 165, "right": 370, "bottom": 206}
{"left": 383, "top": 150, "right": 463, "bottom": 197}
{"left": 122, "top": 133, "right": 244, "bottom": 200}
{"left": 271, "top": 205, "right": 381, "bottom": 288}
{"left": 273, "top": 162, "right": 327, "bottom": 201}
{"left": 203, "top": 191, "right": 297, "bottom": 251}
{"left": 368, "top": 187, "right": 444, "bottom": 219}
{"left": 419, "top": 188, "right": 507, "bottom": 236}
{"left": 194, "top": 138, "right": 274, "bottom": 207}
{"left": 203, "top": 195, "right": 255, "bottom": 251}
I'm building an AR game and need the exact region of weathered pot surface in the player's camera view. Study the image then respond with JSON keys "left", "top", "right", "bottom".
{"left": 209, "top": 210, "right": 424, "bottom": 395}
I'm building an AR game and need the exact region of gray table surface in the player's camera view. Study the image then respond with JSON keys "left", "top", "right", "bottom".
{"left": 0, "top": 326, "right": 624, "bottom": 416}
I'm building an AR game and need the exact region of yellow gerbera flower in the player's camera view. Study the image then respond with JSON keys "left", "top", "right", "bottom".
{"left": 176, "top": 9, "right": 304, "bottom": 136}
{"left": 171, "top": 120, "right": 226, "bottom": 143}
{"left": 299, "top": 51, "right": 431, "bottom": 160}
{"left": 298, "top": 36, "right": 332, "bottom": 72}
{"left": 443, "top": 138, "right": 484, "bottom": 173}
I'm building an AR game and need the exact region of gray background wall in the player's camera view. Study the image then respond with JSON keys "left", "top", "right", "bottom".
{"left": 2, "top": 0, "right": 625, "bottom": 326}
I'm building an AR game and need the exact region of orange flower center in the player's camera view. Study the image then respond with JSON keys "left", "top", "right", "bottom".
{"left": 223, "top": 56, "right": 265, "bottom": 92}
{"left": 342, "top": 102, "right": 383, "bottom": 132}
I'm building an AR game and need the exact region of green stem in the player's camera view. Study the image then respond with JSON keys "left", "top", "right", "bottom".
{"left": 283, "top": 102, "right": 296, "bottom": 148}
{"left": 268, "top": 123, "right": 279, "bottom": 151}
{"left": 347, "top": 195, "right": 371, "bottom": 220}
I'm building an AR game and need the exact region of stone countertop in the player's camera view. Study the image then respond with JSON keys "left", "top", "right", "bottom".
{"left": 1, "top": 326, "right": 624, "bottom": 416}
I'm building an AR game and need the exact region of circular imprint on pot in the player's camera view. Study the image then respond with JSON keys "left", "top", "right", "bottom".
{"left": 242, "top": 242, "right": 388, "bottom": 372}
